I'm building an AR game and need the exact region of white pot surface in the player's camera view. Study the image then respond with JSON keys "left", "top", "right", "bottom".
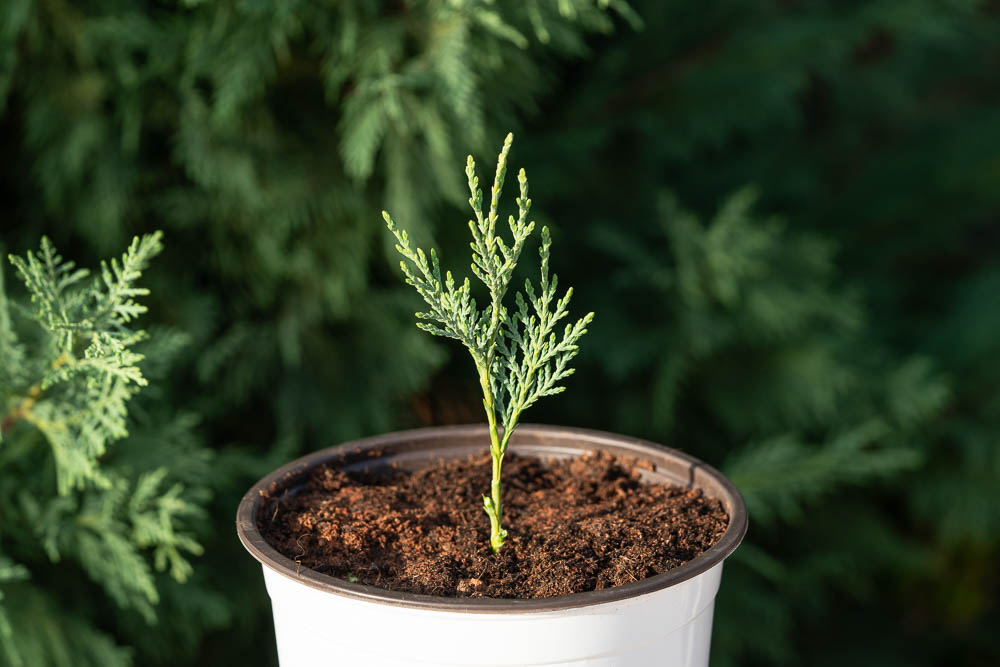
{"left": 263, "top": 561, "right": 722, "bottom": 666}
{"left": 238, "top": 425, "right": 747, "bottom": 667}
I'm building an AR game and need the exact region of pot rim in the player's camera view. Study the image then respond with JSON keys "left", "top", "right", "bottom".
{"left": 236, "top": 424, "right": 748, "bottom": 613}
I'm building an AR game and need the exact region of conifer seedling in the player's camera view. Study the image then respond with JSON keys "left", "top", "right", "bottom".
{"left": 383, "top": 134, "right": 593, "bottom": 553}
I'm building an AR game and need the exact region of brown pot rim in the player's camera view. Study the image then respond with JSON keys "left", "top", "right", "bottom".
{"left": 236, "top": 424, "right": 748, "bottom": 613}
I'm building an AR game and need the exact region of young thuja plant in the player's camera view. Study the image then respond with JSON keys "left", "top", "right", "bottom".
{"left": 383, "top": 134, "right": 594, "bottom": 553}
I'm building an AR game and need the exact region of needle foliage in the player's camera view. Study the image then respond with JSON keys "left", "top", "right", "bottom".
{"left": 384, "top": 134, "right": 593, "bottom": 552}
{"left": 0, "top": 235, "right": 211, "bottom": 667}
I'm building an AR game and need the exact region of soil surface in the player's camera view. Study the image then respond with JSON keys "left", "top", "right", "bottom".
{"left": 258, "top": 451, "right": 729, "bottom": 598}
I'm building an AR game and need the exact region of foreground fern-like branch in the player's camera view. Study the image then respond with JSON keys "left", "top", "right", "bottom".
{"left": 5, "top": 233, "right": 163, "bottom": 493}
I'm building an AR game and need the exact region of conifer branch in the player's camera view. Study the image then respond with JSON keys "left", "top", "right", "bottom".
{"left": 0, "top": 232, "right": 207, "bottom": 666}
{"left": 5, "top": 232, "right": 164, "bottom": 493}
{"left": 384, "top": 134, "right": 592, "bottom": 553}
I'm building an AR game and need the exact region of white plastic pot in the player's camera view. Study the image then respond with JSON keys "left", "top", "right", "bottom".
{"left": 237, "top": 425, "right": 747, "bottom": 667}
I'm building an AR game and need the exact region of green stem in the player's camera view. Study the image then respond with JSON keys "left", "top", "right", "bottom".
{"left": 479, "top": 368, "right": 507, "bottom": 553}
{"left": 488, "top": 454, "right": 504, "bottom": 551}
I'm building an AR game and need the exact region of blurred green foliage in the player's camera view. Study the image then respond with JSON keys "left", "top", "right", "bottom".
{"left": 0, "top": 234, "right": 216, "bottom": 667}
{"left": 1, "top": 0, "right": 998, "bottom": 665}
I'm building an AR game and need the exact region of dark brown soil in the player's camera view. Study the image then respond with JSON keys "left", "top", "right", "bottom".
{"left": 258, "top": 451, "right": 729, "bottom": 599}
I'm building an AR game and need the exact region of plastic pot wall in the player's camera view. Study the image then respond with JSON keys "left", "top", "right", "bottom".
{"left": 237, "top": 425, "right": 748, "bottom": 667}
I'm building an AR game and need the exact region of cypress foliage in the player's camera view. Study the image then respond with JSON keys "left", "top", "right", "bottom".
{"left": 1, "top": 0, "right": 997, "bottom": 666}
{"left": 0, "top": 235, "right": 213, "bottom": 666}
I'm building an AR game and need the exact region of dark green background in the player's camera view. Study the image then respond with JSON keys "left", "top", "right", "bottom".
{"left": 1, "top": 0, "right": 998, "bottom": 665}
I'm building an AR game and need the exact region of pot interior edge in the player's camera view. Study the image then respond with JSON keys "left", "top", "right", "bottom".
{"left": 258, "top": 442, "right": 711, "bottom": 509}
{"left": 285, "top": 427, "right": 735, "bottom": 509}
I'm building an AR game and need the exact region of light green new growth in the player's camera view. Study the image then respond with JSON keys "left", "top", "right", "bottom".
{"left": 383, "top": 133, "right": 594, "bottom": 553}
